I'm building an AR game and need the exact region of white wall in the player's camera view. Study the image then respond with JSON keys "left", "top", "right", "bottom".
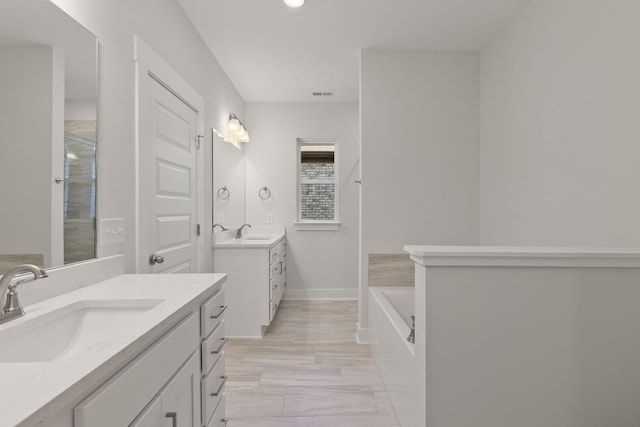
{"left": 0, "top": 46, "right": 64, "bottom": 267}
{"left": 65, "top": 100, "right": 97, "bottom": 120}
{"left": 50, "top": 0, "right": 245, "bottom": 272}
{"left": 359, "top": 50, "right": 480, "bottom": 330}
{"left": 479, "top": 0, "right": 640, "bottom": 246}
{"left": 244, "top": 103, "right": 360, "bottom": 298}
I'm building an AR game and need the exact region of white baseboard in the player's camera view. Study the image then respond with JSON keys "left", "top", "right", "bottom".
{"left": 356, "top": 322, "right": 374, "bottom": 344}
{"left": 283, "top": 288, "right": 358, "bottom": 300}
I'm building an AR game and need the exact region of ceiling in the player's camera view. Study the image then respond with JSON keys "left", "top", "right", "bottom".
{"left": 177, "top": 0, "right": 530, "bottom": 103}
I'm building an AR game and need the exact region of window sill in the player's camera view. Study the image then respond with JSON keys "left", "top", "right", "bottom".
{"left": 294, "top": 221, "right": 341, "bottom": 231}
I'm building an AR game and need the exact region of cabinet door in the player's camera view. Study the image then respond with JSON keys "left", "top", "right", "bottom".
{"left": 206, "top": 397, "right": 226, "bottom": 427}
{"left": 75, "top": 313, "right": 199, "bottom": 427}
{"left": 161, "top": 350, "right": 201, "bottom": 427}
{"left": 130, "top": 399, "right": 162, "bottom": 427}
{"left": 130, "top": 351, "right": 201, "bottom": 427}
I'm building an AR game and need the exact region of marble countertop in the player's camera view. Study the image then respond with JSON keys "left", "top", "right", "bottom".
{"left": 403, "top": 245, "right": 640, "bottom": 267}
{"left": 0, "top": 273, "right": 226, "bottom": 427}
{"left": 213, "top": 227, "right": 285, "bottom": 249}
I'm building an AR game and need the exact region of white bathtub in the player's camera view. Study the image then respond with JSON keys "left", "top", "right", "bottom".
{"left": 369, "top": 287, "right": 415, "bottom": 427}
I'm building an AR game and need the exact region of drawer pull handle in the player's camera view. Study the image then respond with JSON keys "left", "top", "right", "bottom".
{"left": 165, "top": 412, "right": 178, "bottom": 427}
{"left": 210, "top": 305, "right": 227, "bottom": 319}
{"left": 210, "top": 375, "right": 228, "bottom": 397}
{"left": 211, "top": 337, "right": 228, "bottom": 354}
{"left": 222, "top": 418, "right": 229, "bottom": 426}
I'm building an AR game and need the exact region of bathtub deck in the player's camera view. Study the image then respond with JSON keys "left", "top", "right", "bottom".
{"left": 225, "top": 300, "right": 401, "bottom": 427}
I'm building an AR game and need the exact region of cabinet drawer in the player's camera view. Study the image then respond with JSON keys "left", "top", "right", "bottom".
{"left": 269, "top": 278, "right": 276, "bottom": 300}
{"left": 207, "top": 396, "right": 227, "bottom": 427}
{"left": 202, "top": 356, "right": 226, "bottom": 425}
{"left": 201, "top": 289, "right": 226, "bottom": 339}
{"left": 270, "top": 258, "right": 284, "bottom": 279}
{"left": 271, "top": 277, "right": 283, "bottom": 300}
{"left": 269, "top": 240, "right": 285, "bottom": 264}
{"left": 276, "top": 279, "right": 284, "bottom": 302}
{"left": 201, "top": 320, "right": 226, "bottom": 375}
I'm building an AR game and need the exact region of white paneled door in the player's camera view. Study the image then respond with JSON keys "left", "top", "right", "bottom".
{"left": 139, "top": 76, "right": 199, "bottom": 273}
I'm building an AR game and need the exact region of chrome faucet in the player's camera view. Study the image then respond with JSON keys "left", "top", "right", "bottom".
{"left": 0, "top": 264, "right": 48, "bottom": 325}
{"left": 213, "top": 223, "right": 228, "bottom": 232}
{"left": 235, "top": 224, "right": 252, "bottom": 239}
{"left": 407, "top": 315, "right": 415, "bottom": 344}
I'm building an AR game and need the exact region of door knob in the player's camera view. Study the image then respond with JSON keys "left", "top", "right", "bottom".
{"left": 149, "top": 254, "right": 165, "bottom": 265}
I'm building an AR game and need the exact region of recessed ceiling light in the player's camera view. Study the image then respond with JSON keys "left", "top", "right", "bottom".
{"left": 284, "top": 0, "right": 305, "bottom": 8}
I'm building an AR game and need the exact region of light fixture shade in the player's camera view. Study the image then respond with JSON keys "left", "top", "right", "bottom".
{"left": 284, "top": 0, "right": 304, "bottom": 8}
{"left": 238, "top": 129, "right": 250, "bottom": 143}
{"left": 227, "top": 118, "right": 241, "bottom": 131}
{"left": 224, "top": 113, "right": 250, "bottom": 144}
{"left": 223, "top": 129, "right": 239, "bottom": 144}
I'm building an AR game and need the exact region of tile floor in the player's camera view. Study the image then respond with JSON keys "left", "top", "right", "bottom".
{"left": 225, "top": 300, "right": 401, "bottom": 427}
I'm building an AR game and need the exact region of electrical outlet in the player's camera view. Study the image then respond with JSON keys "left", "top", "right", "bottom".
{"left": 217, "top": 214, "right": 224, "bottom": 223}
{"left": 100, "top": 218, "right": 126, "bottom": 247}
{"left": 266, "top": 213, "right": 273, "bottom": 224}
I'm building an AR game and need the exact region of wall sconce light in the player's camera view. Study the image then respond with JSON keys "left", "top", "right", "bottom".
{"left": 223, "top": 113, "right": 250, "bottom": 144}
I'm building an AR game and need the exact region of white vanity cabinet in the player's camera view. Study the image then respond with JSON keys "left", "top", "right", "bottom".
{"left": 130, "top": 350, "right": 201, "bottom": 427}
{"left": 74, "top": 312, "right": 201, "bottom": 426}
{"left": 200, "top": 288, "right": 228, "bottom": 427}
{"left": 214, "top": 236, "right": 286, "bottom": 337}
{"left": 74, "top": 281, "right": 227, "bottom": 427}
{"left": 269, "top": 240, "right": 286, "bottom": 321}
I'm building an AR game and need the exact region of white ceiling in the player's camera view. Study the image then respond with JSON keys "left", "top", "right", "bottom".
{"left": 177, "top": 0, "right": 530, "bottom": 103}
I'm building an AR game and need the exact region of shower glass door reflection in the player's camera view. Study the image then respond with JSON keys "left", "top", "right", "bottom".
{"left": 63, "top": 120, "right": 97, "bottom": 264}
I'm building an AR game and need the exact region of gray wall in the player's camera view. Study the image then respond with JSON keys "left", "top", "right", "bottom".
{"left": 479, "top": 0, "right": 640, "bottom": 246}
{"left": 359, "top": 50, "right": 481, "bottom": 330}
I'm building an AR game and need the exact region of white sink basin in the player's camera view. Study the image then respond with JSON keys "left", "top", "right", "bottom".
{"left": 243, "top": 235, "right": 274, "bottom": 241}
{"left": 0, "top": 299, "right": 163, "bottom": 363}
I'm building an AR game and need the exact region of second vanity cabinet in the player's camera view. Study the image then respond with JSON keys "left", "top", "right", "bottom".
{"left": 74, "top": 281, "right": 227, "bottom": 427}
{"left": 214, "top": 236, "right": 286, "bottom": 337}
{"left": 269, "top": 240, "right": 286, "bottom": 321}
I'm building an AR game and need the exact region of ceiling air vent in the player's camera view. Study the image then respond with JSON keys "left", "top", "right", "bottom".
{"left": 312, "top": 91, "right": 334, "bottom": 97}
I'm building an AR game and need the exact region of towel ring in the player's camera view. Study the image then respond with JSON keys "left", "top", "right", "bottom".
{"left": 258, "top": 186, "right": 271, "bottom": 200}
{"left": 217, "top": 186, "right": 230, "bottom": 200}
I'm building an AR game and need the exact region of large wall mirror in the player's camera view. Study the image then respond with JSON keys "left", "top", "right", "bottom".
{"left": 0, "top": 0, "right": 98, "bottom": 273}
{"left": 212, "top": 131, "right": 246, "bottom": 230}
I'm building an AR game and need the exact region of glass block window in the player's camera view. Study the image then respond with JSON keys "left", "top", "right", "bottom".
{"left": 298, "top": 140, "right": 337, "bottom": 221}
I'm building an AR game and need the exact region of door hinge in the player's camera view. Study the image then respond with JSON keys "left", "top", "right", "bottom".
{"left": 196, "top": 134, "right": 204, "bottom": 149}
{"left": 196, "top": 224, "right": 201, "bottom": 236}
